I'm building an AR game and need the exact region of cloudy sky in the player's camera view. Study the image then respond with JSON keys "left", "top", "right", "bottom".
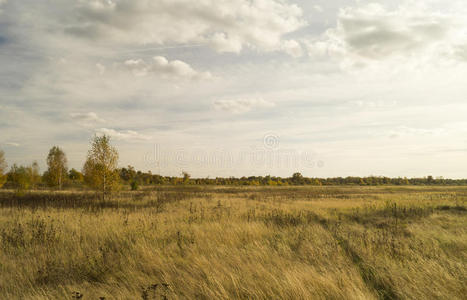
{"left": 1, "top": 0, "right": 467, "bottom": 178}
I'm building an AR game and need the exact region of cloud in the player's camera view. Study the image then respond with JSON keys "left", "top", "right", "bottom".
{"left": 313, "top": 5, "right": 323, "bottom": 13}
{"left": 70, "top": 112, "right": 105, "bottom": 126}
{"left": 96, "top": 63, "right": 106, "bottom": 75}
{"left": 454, "top": 44, "right": 467, "bottom": 61}
{"left": 307, "top": 3, "right": 459, "bottom": 62}
{"left": 339, "top": 4, "right": 449, "bottom": 59}
{"left": 63, "top": 0, "right": 306, "bottom": 53}
{"left": 281, "top": 40, "right": 303, "bottom": 58}
{"left": 352, "top": 99, "right": 397, "bottom": 109}
{"left": 210, "top": 33, "right": 243, "bottom": 53}
{"left": 96, "top": 128, "right": 151, "bottom": 141}
{"left": 213, "top": 97, "right": 275, "bottom": 114}
{"left": 0, "top": 0, "right": 6, "bottom": 12}
{"left": 5, "top": 142, "right": 20, "bottom": 147}
{"left": 124, "top": 56, "right": 211, "bottom": 80}
{"left": 388, "top": 126, "right": 444, "bottom": 139}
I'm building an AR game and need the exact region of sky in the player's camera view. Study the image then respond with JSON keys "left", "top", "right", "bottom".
{"left": 1, "top": 0, "right": 467, "bottom": 178}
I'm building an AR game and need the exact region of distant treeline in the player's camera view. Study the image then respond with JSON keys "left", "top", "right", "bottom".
{"left": 4, "top": 167, "right": 462, "bottom": 189}
{"left": 114, "top": 169, "right": 467, "bottom": 187}
{"left": 3, "top": 164, "right": 465, "bottom": 189}
{"left": 1, "top": 138, "right": 466, "bottom": 193}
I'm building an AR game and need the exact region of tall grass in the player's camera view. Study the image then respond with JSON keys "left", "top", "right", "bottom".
{"left": 0, "top": 186, "right": 465, "bottom": 299}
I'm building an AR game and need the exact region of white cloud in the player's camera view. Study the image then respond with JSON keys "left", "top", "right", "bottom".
{"left": 210, "top": 33, "right": 243, "bottom": 53}
{"left": 388, "top": 126, "right": 445, "bottom": 139}
{"left": 70, "top": 112, "right": 105, "bottom": 126}
{"left": 124, "top": 56, "right": 211, "bottom": 80}
{"left": 454, "top": 44, "right": 467, "bottom": 61}
{"left": 5, "top": 142, "right": 20, "bottom": 147}
{"left": 213, "top": 97, "right": 275, "bottom": 114}
{"left": 352, "top": 99, "right": 397, "bottom": 109}
{"left": 340, "top": 4, "right": 449, "bottom": 59}
{"left": 306, "top": 39, "right": 345, "bottom": 59}
{"left": 96, "top": 128, "right": 151, "bottom": 141}
{"left": 0, "top": 0, "right": 6, "bottom": 10}
{"left": 96, "top": 63, "right": 106, "bottom": 75}
{"left": 63, "top": 0, "right": 306, "bottom": 53}
{"left": 307, "top": 3, "right": 465, "bottom": 64}
{"left": 313, "top": 5, "right": 323, "bottom": 13}
{"left": 281, "top": 40, "right": 303, "bottom": 58}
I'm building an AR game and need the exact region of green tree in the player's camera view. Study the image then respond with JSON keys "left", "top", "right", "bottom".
{"left": 8, "top": 162, "right": 41, "bottom": 192}
{"left": 182, "top": 171, "right": 191, "bottom": 184}
{"left": 291, "top": 172, "right": 304, "bottom": 185}
{"left": 83, "top": 135, "right": 120, "bottom": 200}
{"left": 119, "top": 165, "right": 137, "bottom": 182}
{"left": 46, "top": 146, "right": 68, "bottom": 189}
{"left": 130, "top": 180, "right": 139, "bottom": 191}
{"left": 427, "top": 175, "right": 434, "bottom": 185}
{"left": 8, "top": 164, "right": 31, "bottom": 191}
{"left": 68, "top": 168, "right": 84, "bottom": 183}
{"left": 29, "top": 161, "right": 41, "bottom": 189}
{"left": 0, "top": 150, "right": 7, "bottom": 188}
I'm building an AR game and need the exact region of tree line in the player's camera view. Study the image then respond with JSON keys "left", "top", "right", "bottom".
{"left": 0, "top": 135, "right": 119, "bottom": 200}
{"left": 1, "top": 135, "right": 466, "bottom": 197}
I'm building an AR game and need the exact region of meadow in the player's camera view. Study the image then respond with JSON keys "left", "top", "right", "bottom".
{"left": 0, "top": 186, "right": 465, "bottom": 299}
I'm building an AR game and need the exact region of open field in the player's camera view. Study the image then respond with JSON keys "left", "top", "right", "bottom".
{"left": 0, "top": 186, "right": 466, "bottom": 299}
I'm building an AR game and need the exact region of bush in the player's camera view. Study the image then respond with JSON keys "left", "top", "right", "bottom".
{"left": 130, "top": 180, "right": 139, "bottom": 191}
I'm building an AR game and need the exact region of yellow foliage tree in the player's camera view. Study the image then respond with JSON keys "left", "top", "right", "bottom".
{"left": 0, "top": 150, "right": 7, "bottom": 188}
{"left": 83, "top": 135, "right": 120, "bottom": 200}
{"left": 46, "top": 146, "right": 68, "bottom": 189}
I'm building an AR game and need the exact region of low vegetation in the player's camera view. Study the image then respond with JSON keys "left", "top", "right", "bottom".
{"left": 0, "top": 186, "right": 465, "bottom": 299}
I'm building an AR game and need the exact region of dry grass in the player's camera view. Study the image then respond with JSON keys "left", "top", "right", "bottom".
{"left": 0, "top": 186, "right": 465, "bottom": 299}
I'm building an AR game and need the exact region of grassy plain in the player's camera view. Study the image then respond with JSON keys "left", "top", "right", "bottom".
{"left": 0, "top": 186, "right": 465, "bottom": 299}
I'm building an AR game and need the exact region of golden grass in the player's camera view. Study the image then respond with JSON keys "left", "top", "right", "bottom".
{"left": 0, "top": 186, "right": 465, "bottom": 299}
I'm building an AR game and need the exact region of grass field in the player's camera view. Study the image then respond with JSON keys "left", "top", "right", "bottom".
{"left": 0, "top": 186, "right": 466, "bottom": 299}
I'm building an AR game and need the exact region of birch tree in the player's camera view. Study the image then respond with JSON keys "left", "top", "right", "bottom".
{"left": 46, "top": 146, "right": 67, "bottom": 189}
{"left": 0, "top": 150, "right": 7, "bottom": 188}
{"left": 83, "top": 135, "right": 120, "bottom": 200}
